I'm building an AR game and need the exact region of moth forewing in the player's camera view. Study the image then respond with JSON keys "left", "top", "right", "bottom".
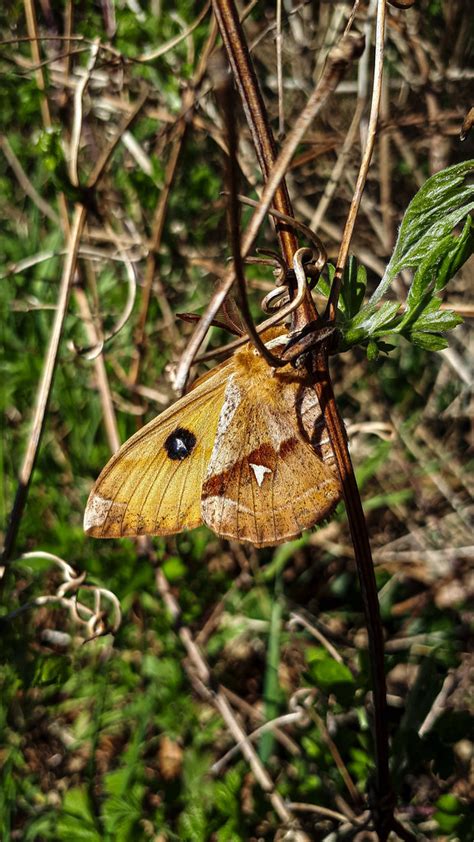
{"left": 83, "top": 361, "right": 230, "bottom": 538}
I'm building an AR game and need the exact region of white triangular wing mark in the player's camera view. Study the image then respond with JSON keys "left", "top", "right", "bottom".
{"left": 249, "top": 463, "right": 272, "bottom": 487}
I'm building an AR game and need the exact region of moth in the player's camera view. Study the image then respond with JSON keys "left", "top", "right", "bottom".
{"left": 84, "top": 331, "right": 342, "bottom": 547}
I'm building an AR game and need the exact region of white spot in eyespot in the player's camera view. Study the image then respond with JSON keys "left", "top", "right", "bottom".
{"left": 84, "top": 494, "right": 113, "bottom": 531}
{"left": 250, "top": 463, "right": 272, "bottom": 487}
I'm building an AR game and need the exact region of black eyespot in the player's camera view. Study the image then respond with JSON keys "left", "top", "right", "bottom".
{"left": 164, "top": 427, "right": 197, "bottom": 461}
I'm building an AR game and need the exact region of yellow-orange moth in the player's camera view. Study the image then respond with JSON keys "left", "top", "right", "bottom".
{"left": 84, "top": 331, "right": 341, "bottom": 547}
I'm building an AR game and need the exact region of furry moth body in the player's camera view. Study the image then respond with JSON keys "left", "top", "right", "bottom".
{"left": 84, "top": 334, "right": 342, "bottom": 547}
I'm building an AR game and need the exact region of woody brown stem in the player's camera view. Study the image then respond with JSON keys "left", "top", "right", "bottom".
{"left": 211, "top": 0, "right": 298, "bottom": 271}
{"left": 311, "top": 349, "right": 394, "bottom": 842}
{"left": 212, "top": 3, "right": 397, "bottom": 839}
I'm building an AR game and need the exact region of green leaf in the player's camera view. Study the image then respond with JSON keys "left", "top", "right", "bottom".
{"left": 411, "top": 307, "right": 462, "bottom": 332}
{"left": 31, "top": 655, "right": 70, "bottom": 687}
{"left": 435, "top": 214, "right": 473, "bottom": 290}
{"left": 370, "top": 160, "right": 474, "bottom": 304}
{"left": 436, "top": 794, "right": 462, "bottom": 814}
{"left": 339, "top": 256, "right": 367, "bottom": 318}
{"left": 57, "top": 788, "right": 101, "bottom": 841}
{"left": 314, "top": 267, "right": 332, "bottom": 299}
{"left": 366, "top": 301, "right": 401, "bottom": 335}
{"left": 162, "top": 555, "right": 187, "bottom": 581}
{"left": 366, "top": 340, "right": 379, "bottom": 361}
{"left": 309, "top": 658, "right": 355, "bottom": 688}
{"left": 400, "top": 216, "right": 473, "bottom": 322}
{"left": 344, "top": 301, "right": 400, "bottom": 344}
{"left": 434, "top": 810, "right": 463, "bottom": 833}
{"left": 409, "top": 332, "right": 449, "bottom": 351}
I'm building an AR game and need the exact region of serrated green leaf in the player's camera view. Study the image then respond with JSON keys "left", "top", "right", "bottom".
{"left": 370, "top": 160, "right": 474, "bottom": 304}
{"left": 435, "top": 215, "right": 473, "bottom": 290}
{"left": 409, "top": 332, "right": 449, "bottom": 351}
{"left": 344, "top": 302, "right": 377, "bottom": 331}
{"left": 366, "top": 300, "right": 401, "bottom": 334}
{"left": 404, "top": 234, "right": 455, "bottom": 312}
{"left": 412, "top": 308, "right": 462, "bottom": 332}
{"left": 401, "top": 217, "right": 472, "bottom": 322}
{"left": 344, "top": 300, "right": 400, "bottom": 343}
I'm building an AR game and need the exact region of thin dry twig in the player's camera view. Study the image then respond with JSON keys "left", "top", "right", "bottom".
{"left": 2, "top": 205, "right": 87, "bottom": 564}
{"left": 310, "top": 98, "right": 365, "bottom": 234}
{"left": 0, "top": 135, "right": 60, "bottom": 224}
{"left": 136, "top": 2, "right": 211, "bottom": 63}
{"left": 326, "top": 0, "right": 387, "bottom": 321}
{"left": 69, "top": 38, "right": 100, "bottom": 186}
{"left": 287, "top": 801, "right": 368, "bottom": 829}
{"left": 418, "top": 672, "right": 458, "bottom": 738}
{"left": 288, "top": 610, "right": 344, "bottom": 664}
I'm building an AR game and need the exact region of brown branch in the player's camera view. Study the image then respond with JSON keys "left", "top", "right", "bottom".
{"left": 212, "top": 4, "right": 399, "bottom": 838}
{"left": 213, "top": 50, "right": 288, "bottom": 367}
{"left": 174, "top": 28, "right": 364, "bottom": 392}
{"left": 309, "top": 349, "right": 394, "bottom": 842}
{"left": 212, "top": 0, "right": 298, "bottom": 269}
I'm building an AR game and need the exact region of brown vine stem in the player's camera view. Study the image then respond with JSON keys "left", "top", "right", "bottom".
{"left": 212, "top": 0, "right": 298, "bottom": 271}
{"left": 312, "top": 352, "right": 394, "bottom": 842}
{"left": 174, "top": 26, "right": 363, "bottom": 393}
{"left": 212, "top": 49, "right": 288, "bottom": 368}
{"left": 209, "top": 3, "right": 404, "bottom": 840}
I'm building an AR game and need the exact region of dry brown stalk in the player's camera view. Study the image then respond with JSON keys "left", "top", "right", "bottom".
{"left": 326, "top": 0, "right": 387, "bottom": 321}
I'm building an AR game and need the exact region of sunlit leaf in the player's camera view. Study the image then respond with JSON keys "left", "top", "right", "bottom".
{"left": 370, "top": 159, "right": 474, "bottom": 304}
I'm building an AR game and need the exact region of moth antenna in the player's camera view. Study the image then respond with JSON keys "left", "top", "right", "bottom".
{"left": 236, "top": 194, "right": 328, "bottom": 283}
{"left": 195, "top": 246, "right": 317, "bottom": 364}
